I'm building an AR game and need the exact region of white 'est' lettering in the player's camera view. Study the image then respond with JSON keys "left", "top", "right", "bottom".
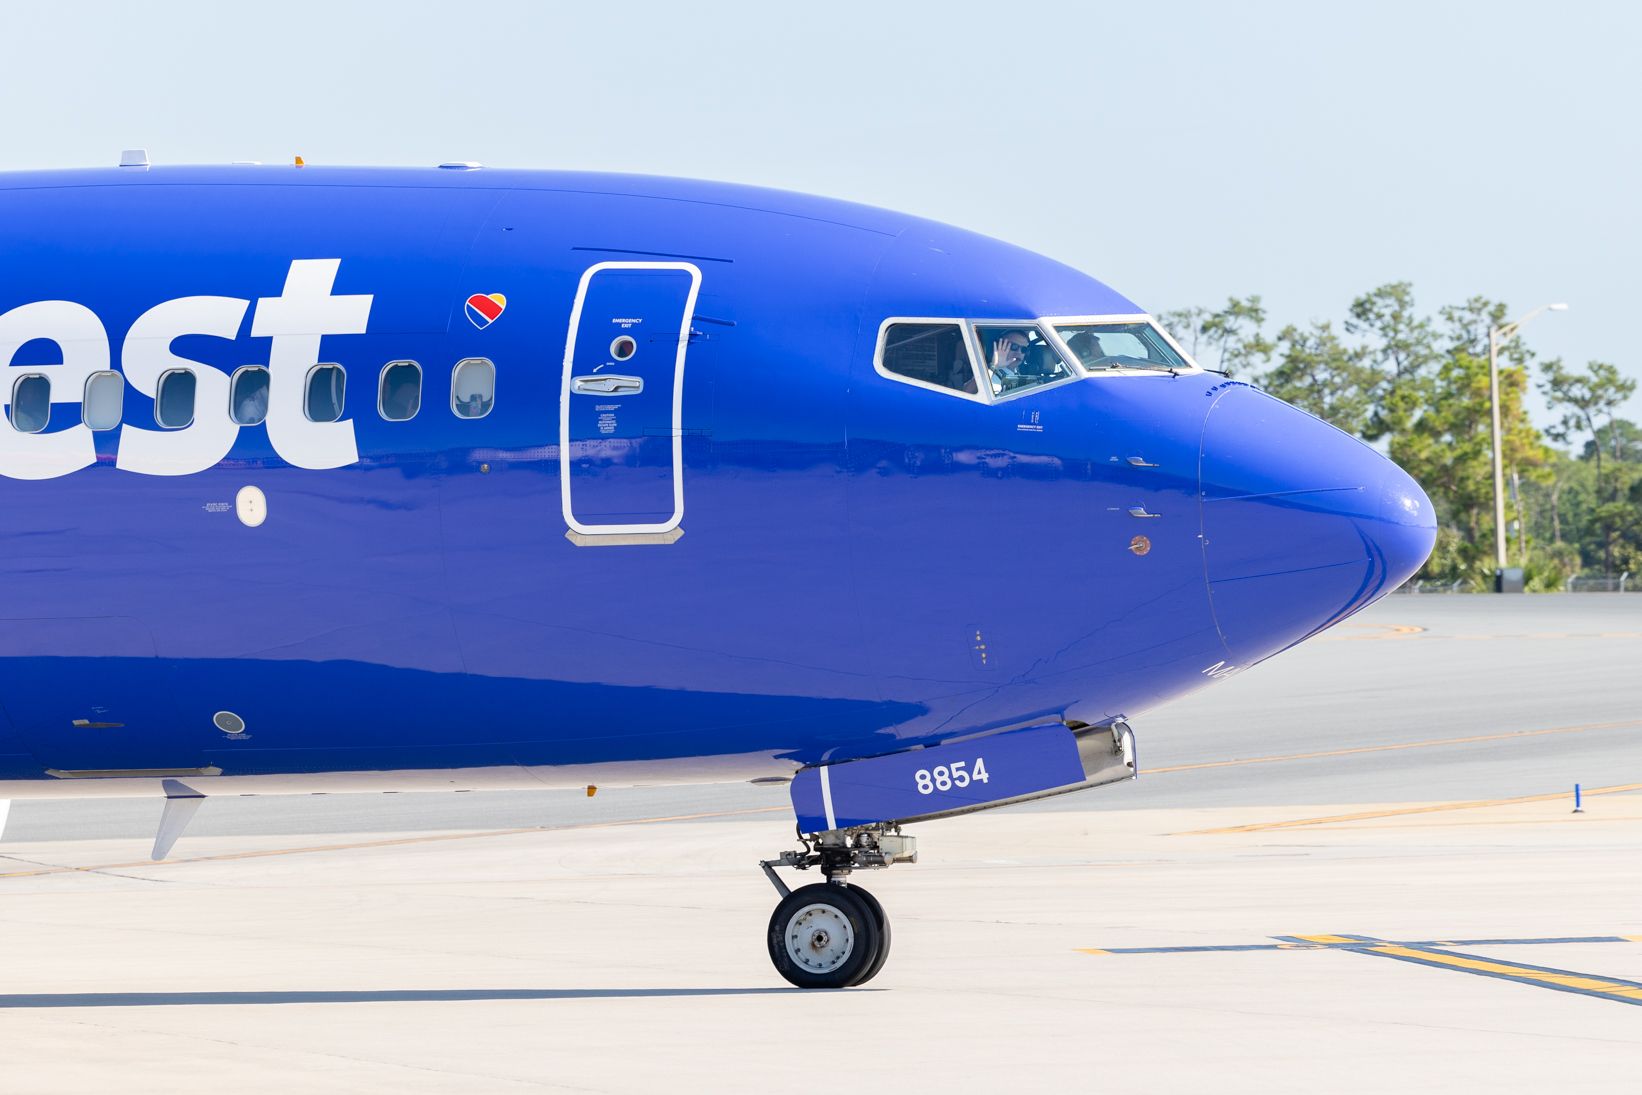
{"left": 118, "top": 296, "right": 248, "bottom": 476}
{"left": 251, "top": 259, "right": 371, "bottom": 471}
{"left": 0, "top": 259, "right": 374, "bottom": 480}
{"left": 0, "top": 301, "right": 108, "bottom": 480}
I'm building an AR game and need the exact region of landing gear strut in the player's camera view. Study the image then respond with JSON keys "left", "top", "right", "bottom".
{"left": 760, "top": 826, "right": 915, "bottom": 989}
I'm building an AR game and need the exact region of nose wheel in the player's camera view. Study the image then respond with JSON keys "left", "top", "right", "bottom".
{"left": 767, "top": 883, "right": 889, "bottom": 989}
{"left": 760, "top": 825, "right": 912, "bottom": 988}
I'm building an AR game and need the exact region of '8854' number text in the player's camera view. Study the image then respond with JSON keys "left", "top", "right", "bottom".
{"left": 914, "top": 758, "right": 990, "bottom": 795}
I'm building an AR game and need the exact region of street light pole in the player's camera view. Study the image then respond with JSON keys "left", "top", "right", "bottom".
{"left": 1488, "top": 324, "right": 1507, "bottom": 573}
{"left": 1487, "top": 302, "right": 1569, "bottom": 590}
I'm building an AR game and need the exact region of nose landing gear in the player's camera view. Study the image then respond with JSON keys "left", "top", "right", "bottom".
{"left": 760, "top": 826, "right": 913, "bottom": 989}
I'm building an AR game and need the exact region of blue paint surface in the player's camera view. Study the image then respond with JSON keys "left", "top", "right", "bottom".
{"left": 0, "top": 166, "right": 1436, "bottom": 790}
{"left": 790, "top": 723, "right": 1086, "bottom": 832}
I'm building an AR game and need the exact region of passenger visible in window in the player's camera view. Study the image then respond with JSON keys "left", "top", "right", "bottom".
{"left": 231, "top": 368, "right": 270, "bottom": 426}
{"left": 236, "top": 381, "right": 269, "bottom": 424}
{"left": 451, "top": 360, "right": 494, "bottom": 419}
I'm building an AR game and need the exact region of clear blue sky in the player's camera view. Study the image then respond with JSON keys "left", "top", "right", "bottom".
{"left": 4, "top": 0, "right": 1636, "bottom": 424}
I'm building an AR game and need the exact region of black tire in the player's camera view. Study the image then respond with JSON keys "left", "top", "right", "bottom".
{"left": 767, "top": 882, "right": 881, "bottom": 989}
{"left": 848, "top": 884, "right": 892, "bottom": 986}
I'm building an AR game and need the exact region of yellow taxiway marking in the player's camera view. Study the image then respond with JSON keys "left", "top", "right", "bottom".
{"left": 1320, "top": 624, "right": 1642, "bottom": 642}
{"left": 0, "top": 805, "right": 788, "bottom": 879}
{"left": 1320, "top": 623, "right": 1426, "bottom": 641}
{"left": 1363, "top": 944, "right": 1642, "bottom": 1004}
{"left": 1077, "top": 933, "right": 1642, "bottom": 1005}
{"left": 1149, "top": 718, "right": 1641, "bottom": 777}
{"left": 1180, "top": 783, "right": 1642, "bottom": 835}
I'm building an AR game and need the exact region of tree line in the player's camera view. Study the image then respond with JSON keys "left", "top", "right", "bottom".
{"left": 1159, "top": 285, "right": 1639, "bottom": 590}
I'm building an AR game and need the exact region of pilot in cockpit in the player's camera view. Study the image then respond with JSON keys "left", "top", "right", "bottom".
{"left": 1066, "top": 330, "right": 1108, "bottom": 369}
{"left": 946, "top": 343, "right": 978, "bottom": 394}
{"left": 988, "top": 329, "right": 1031, "bottom": 390}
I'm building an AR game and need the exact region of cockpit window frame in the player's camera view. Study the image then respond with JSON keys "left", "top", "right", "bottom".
{"left": 873, "top": 317, "right": 990, "bottom": 405}
{"left": 1040, "top": 313, "right": 1204, "bottom": 378}
{"left": 871, "top": 312, "right": 1201, "bottom": 405}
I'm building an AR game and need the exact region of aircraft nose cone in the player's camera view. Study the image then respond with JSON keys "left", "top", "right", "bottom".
{"left": 1200, "top": 385, "right": 1436, "bottom": 666}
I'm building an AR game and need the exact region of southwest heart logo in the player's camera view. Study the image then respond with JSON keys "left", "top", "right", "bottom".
{"left": 464, "top": 293, "right": 507, "bottom": 329}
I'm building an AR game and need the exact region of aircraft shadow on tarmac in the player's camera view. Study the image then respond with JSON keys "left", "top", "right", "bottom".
{"left": 0, "top": 987, "right": 813, "bottom": 1008}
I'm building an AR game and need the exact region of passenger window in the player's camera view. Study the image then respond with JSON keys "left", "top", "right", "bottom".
{"left": 305, "top": 363, "right": 346, "bottom": 423}
{"left": 378, "top": 361, "right": 421, "bottom": 421}
{"left": 156, "top": 369, "right": 196, "bottom": 429}
{"left": 10, "top": 374, "right": 50, "bottom": 433}
{"left": 975, "top": 324, "right": 1073, "bottom": 397}
{"left": 450, "top": 358, "right": 494, "bottom": 419}
{"left": 879, "top": 323, "right": 978, "bottom": 395}
{"left": 1054, "top": 322, "right": 1187, "bottom": 372}
{"left": 230, "top": 366, "right": 270, "bottom": 425}
{"left": 83, "top": 371, "right": 123, "bottom": 431}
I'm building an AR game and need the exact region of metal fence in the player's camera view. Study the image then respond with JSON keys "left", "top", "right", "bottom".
{"left": 1393, "top": 579, "right": 1477, "bottom": 593}
{"left": 1566, "top": 573, "right": 1632, "bottom": 593}
{"left": 1392, "top": 572, "right": 1634, "bottom": 593}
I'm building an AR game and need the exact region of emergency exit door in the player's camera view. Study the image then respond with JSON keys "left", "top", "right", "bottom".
{"left": 560, "top": 262, "right": 701, "bottom": 540}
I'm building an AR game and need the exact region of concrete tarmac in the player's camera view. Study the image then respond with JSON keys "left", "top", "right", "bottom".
{"left": 2, "top": 594, "right": 1640, "bottom": 1092}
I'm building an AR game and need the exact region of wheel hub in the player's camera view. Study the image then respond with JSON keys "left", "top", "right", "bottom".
{"left": 786, "top": 903, "right": 854, "bottom": 972}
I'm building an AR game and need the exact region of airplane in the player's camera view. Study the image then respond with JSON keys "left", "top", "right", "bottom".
{"left": 0, "top": 154, "right": 1436, "bottom": 988}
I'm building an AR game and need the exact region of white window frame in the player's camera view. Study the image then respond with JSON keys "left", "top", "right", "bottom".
{"left": 873, "top": 317, "right": 989, "bottom": 404}
{"left": 1040, "top": 313, "right": 1203, "bottom": 378}
{"left": 377, "top": 359, "right": 422, "bottom": 422}
{"left": 155, "top": 367, "right": 196, "bottom": 430}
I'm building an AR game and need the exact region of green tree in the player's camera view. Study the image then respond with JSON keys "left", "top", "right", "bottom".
{"left": 1539, "top": 360, "right": 1637, "bottom": 499}
{"left": 1345, "top": 281, "right": 1438, "bottom": 441}
{"left": 1391, "top": 300, "right": 1553, "bottom": 582}
{"left": 1159, "top": 296, "right": 1274, "bottom": 375}
{"left": 1156, "top": 305, "right": 1209, "bottom": 359}
{"left": 1588, "top": 418, "right": 1642, "bottom": 465}
{"left": 1260, "top": 321, "right": 1378, "bottom": 436}
{"left": 1539, "top": 360, "right": 1638, "bottom": 574}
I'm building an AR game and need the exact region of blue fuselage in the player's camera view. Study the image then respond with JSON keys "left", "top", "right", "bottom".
{"left": 0, "top": 166, "right": 1434, "bottom": 795}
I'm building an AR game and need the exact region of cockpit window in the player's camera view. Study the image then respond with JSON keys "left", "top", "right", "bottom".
{"left": 879, "top": 322, "right": 980, "bottom": 396}
{"left": 974, "top": 324, "right": 1074, "bottom": 397}
{"left": 1054, "top": 322, "right": 1187, "bottom": 372}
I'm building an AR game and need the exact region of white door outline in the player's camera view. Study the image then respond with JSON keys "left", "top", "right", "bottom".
{"left": 559, "top": 261, "right": 702, "bottom": 538}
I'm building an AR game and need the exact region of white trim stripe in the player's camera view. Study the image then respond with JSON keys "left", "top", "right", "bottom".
{"left": 820, "top": 765, "right": 836, "bottom": 831}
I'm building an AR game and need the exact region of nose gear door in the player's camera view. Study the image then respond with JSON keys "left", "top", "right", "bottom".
{"left": 559, "top": 262, "right": 701, "bottom": 543}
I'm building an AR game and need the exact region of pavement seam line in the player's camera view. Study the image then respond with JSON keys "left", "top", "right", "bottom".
{"left": 0, "top": 805, "right": 789, "bottom": 879}
{"left": 1149, "top": 718, "right": 1642, "bottom": 775}
{"left": 1176, "top": 783, "right": 1642, "bottom": 835}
